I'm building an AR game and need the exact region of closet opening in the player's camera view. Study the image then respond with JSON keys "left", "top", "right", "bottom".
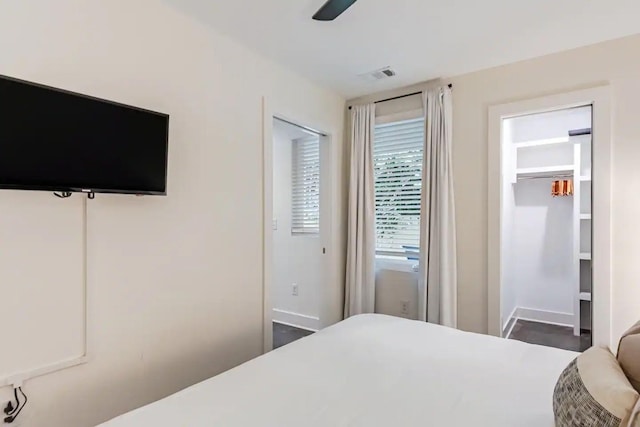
{"left": 499, "top": 106, "right": 592, "bottom": 352}
{"left": 269, "top": 117, "right": 329, "bottom": 350}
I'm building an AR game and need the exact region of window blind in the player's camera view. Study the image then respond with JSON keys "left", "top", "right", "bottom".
{"left": 374, "top": 118, "right": 425, "bottom": 257}
{"left": 291, "top": 137, "right": 320, "bottom": 235}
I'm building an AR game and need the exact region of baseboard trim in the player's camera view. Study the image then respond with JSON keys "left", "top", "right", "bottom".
{"left": 515, "top": 307, "right": 573, "bottom": 328}
{"left": 503, "top": 307, "right": 518, "bottom": 339}
{"left": 272, "top": 309, "right": 319, "bottom": 332}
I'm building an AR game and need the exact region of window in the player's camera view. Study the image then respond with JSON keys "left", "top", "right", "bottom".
{"left": 374, "top": 118, "right": 425, "bottom": 258}
{"left": 291, "top": 137, "right": 320, "bottom": 235}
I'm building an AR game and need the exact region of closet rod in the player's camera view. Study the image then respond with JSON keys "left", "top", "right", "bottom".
{"left": 273, "top": 117, "right": 327, "bottom": 137}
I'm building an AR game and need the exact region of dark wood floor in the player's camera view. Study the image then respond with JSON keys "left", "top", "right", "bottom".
{"left": 273, "top": 319, "right": 591, "bottom": 352}
{"left": 273, "top": 322, "right": 314, "bottom": 349}
{"left": 509, "top": 319, "right": 591, "bottom": 352}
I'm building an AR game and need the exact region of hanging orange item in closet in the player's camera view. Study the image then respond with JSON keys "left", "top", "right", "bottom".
{"left": 552, "top": 180, "right": 574, "bottom": 197}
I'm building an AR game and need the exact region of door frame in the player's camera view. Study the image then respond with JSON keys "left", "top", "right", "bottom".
{"left": 487, "top": 86, "right": 612, "bottom": 349}
{"left": 261, "top": 97, "right": 336, "bottom": 353}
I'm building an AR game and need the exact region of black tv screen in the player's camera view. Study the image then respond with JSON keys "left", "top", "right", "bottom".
{"left": 0, "top": 75, "right": 169, "bottom": 195}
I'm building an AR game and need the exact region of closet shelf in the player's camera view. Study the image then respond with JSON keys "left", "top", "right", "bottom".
{"left": 516, "top": 165, "right": 574, "bottom": 179}
{"left": 580, "top": 214, "right": 592, "bottom": 220}
{"left": 579, "top": 292, "right": 592, "bottom": 302}
{"left": 513, "top": 137, "right": 569, "bottom": 149}
{"left": 513, "top": 132, "right": 591, "bottom": 149}
{"left": 580, "top": 253, "right": 592, "bottom": 261}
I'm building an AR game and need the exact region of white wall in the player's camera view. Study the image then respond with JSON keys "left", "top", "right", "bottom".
{"left": 0, "top": 195, "right": 85, "bottom": 379}
{"left": 450, "top": 34, "right": 640, "bottom": 345}
{"left": 272, "top": 125, "right": 322, "bottom": 330}
{"left": 512, "top": 179, "right": 574, "bottom": 316}
{"left": 500, "top": 121, "right": 518, "bottom": 331}
{"left": 509, "top": 107, "right": 592, "bottom": 143}
{"left": 0, "top": 1, "right": 345, "bottom": 426}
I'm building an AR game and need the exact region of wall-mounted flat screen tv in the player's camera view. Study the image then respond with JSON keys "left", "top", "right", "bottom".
{"left": 0, "top": 75, "right": 169, "bottom": 195}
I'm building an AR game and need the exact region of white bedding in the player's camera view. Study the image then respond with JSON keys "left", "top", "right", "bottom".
{"left": 99, "top": 314, "right": 577, "bottom": 426}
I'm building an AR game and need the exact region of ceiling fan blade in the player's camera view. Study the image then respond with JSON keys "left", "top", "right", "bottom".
{"left": 312, "top": 0, "right": 358, "bottom": 21}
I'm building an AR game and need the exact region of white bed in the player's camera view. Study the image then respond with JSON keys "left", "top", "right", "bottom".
{"left": 99, "top": 314, "right": 577, "bottom": 426}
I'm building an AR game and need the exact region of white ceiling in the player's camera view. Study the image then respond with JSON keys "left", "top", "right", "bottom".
{"left": 164, "top": 0, "right": 640, "bottom": 98}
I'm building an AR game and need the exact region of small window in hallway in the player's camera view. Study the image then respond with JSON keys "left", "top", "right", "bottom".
{"left": 291, "top": 136, "right": 320, "bottom": 235}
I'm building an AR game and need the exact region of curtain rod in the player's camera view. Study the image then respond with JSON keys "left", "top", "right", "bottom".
{"left": 348, "top": 83, "right": 452, "bottom": 110}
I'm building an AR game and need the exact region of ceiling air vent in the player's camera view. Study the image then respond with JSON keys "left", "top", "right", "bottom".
{"left": 358, "top": 67, "right": 397, "bottom": 82}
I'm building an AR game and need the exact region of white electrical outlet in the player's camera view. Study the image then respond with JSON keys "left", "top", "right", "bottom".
{"left": 292, "top": 283, "right": 299, "bottom": 296}
{"left": 272, "top": 219, "right": 278, "bottom": 230}
{"left": 401, "top": 300, "right": 410, "bottom": 315}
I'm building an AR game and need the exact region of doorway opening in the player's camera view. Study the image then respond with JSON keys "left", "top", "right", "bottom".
{"left": 488, "top": 86, "right": 612, "bottom": 351}
{"left": 500, "top": 106, "right": 592, "bottom": 352}
{"left": 270, "top": 117, "right": 328, "bottom": 350}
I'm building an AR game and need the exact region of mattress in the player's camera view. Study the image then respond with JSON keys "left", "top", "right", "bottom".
{"left": 99, "top": 314, "right": 577, "bottom": 426}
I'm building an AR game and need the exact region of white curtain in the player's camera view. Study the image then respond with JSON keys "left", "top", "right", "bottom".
{"left": 344, "top": 104, "right": 376, "bottom": 318}
{"left": 418, "top": 87, "right": 457, "bottom": 327}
